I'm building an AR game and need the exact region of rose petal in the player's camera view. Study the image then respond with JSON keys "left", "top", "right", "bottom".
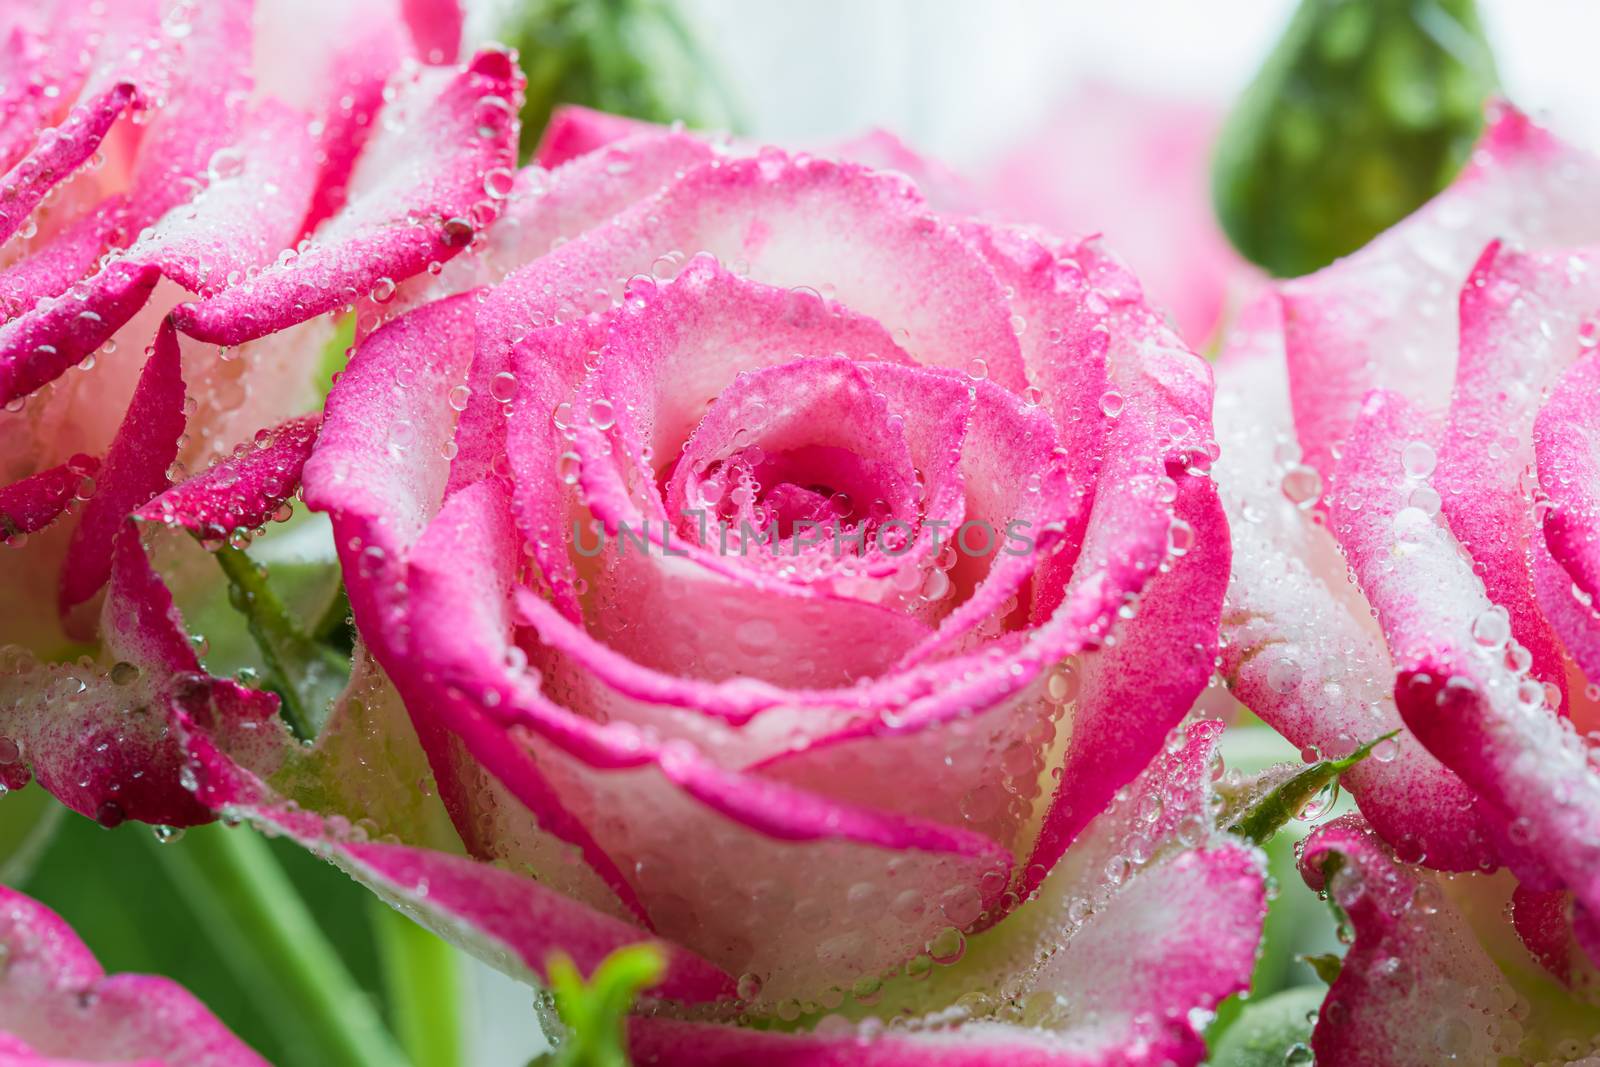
{"left": 1, "top": 525, "right": 276, "bottom": 828}
{"left": 476, "top": 146, "right": 1027, "bottom": 392}
{"left": 0, "top": 82, "right": 137, "bottom": 246}
{"left": 0, "top": 885, "right": 266, "bottom": 1066}
{"left": 126, "top": 102, "right": 320, "bottom": 297}
{"left": 1299, "top": 817, "right": 1525, "bottom": 1067}
{"left": 119, "top": 0, "right": 251, "bottom": 224}
{"left": 0, "top": 195, "right": 129, "bottom": 320}
{"left": 1437, "top": 242, "right": 1600, "bottom": 701}
{"left": 632, "top": 722, "right": 1264, "bottom": 1067}
{"left": 254, "top": 0, "right": 418, "bottom": 234}
{"left": 400, "top": 0, "right": 463, "bottom": 63}
{"left": 1280, "top": 103, "right": 1600, "bottom": 480}
{"left": 137, "top": 414, "right": 319, "bottom": 536}
{"left": 0, "top": 261, "right": 160, "bottom": 408}
{"left": 171, "top": 50, "right": 522, "bottom": 345}
{"left": 0, "top": 455, "right": 97, "bottom": 540}
{"left": 532, "top": 106, "right": 668, "bottom": 169}
{"left": 1332, "top": 387, "right": 1600, "bottom": 941}
{"left": 302, "top": 292, "right": 478, "bottom": 640}
{"left": 402, "top": 477, "right": 1010, "bottom": 1004}
{"left": 0, "top": 100, "right": 320, "bottom": 407}
{"left": 1534, "top": 348, "right": 1600, "bottom": 680}
{"left": 1215, "top": 328, "right": 1497, "bottom": 871}
{"left": 57, "top": 318, "right": 185, "bottom": 618}
{"left": 1023, "top": 255, "right": 1228, "bottom": 897}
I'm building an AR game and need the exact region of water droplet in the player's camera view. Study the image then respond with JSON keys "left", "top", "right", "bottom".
{"left": 1401, "top": 441, "right": 1437, "bottom": 479}
{"left": 1470, "top": 607, "right": 1510, "bottom": 650}
{"left": 483, "top": 167, "right": 515, "bottom": 199}
{"left": 490, "top": 371, "right": 518, "bottom": 403}
{"left": 1281, "top": 464, "right": 1322, "bottom": 508}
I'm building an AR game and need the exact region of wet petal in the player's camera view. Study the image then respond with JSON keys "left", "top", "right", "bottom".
{"left": 1280, "top": 104, "right": 1600, "bottom": 479}
{"left": 171, "top": 50, "right": 523, "bottom": 345}
{"left": 58, "top": 319, "right": 185, "bottom": 619}
{"left": 0, "top": 885, "right": 266, "bottom": 1066}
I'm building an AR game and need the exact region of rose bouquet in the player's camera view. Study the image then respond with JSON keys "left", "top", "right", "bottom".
{"left": 5, "top": 1, "right": 1600, "bottom": 1065}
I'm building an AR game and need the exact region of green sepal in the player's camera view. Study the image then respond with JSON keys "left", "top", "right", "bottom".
{"left": 1225, "top": 731, "right": 1398, "bottom": 845}
{"left": 502, "top": 0, "right": 742, "bottom": 161}
{"left": 1208, "top": 985, "right": 1324, "bottom": 1067}
{"left": 1301, "top": 952, "right": 1344, "bottom": 985}
{"left": 531, "top": 944, "right": 665, "bottom": 1067}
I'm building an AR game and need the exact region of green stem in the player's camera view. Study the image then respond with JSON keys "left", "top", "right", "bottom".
{"left": 214, "top": 544, "right": 348, "bottom": 739}
{"left": 151, "top": 823, "right": 408, "bottom": 1067}
{"left": 369, "top": 898, "right": 464, "bottom": 1067}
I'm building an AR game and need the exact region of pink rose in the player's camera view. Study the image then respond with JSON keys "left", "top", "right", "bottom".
{"left": 1215, "top": 104, "right": 1600, "bottom": 1062}
{"left": 0, "top": 0, "right": 511, "bottom": 650}
{"left": 0, "top": 884, "right": 263, "bottom": 1065}
{"left": 89, "top": 108, "right": 1265, "bottom": 1060}
{"left": 0, "top": 1, "right": 519, "bottom": 825}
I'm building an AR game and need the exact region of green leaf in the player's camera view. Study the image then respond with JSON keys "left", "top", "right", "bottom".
{"left": 1208, "top": 986, "right": 1323, "bottom": 1067}
{"left": 153, "top": 823, "right": 409, "bottom": 1067}
{"left": 502, "top": 0, "right": 743, "bottom": 160}
{"left": 533, "top": 944, "right": 664, "bottom": 1067}
{"left": 370, "top": 897, "right": 465, "bottom": 1067}
{"left": 0, "top": 783, "right": 64, "bottom": 885}
{"left": 1213, "top": 0, "right": 1496, "bottom": 276}
{"left": 1225, "top": 731, "right": 1398, "bottom": 846}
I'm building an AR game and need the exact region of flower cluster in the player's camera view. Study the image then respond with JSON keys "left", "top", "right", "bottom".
{"left": 4, "top": 3, "right": 1600, "bottom": 1066}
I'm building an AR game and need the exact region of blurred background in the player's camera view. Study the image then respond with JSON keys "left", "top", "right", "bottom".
{"left": 475, "top": 0, "right": 1600, "bottom": 162}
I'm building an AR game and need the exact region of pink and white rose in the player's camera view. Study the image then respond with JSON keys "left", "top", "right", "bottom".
{"left": 1216, "top": 103, "right": 1600, "bottom": 1062}
{"left": 0, "top": 103, "right": 1269, "bottom": 1059}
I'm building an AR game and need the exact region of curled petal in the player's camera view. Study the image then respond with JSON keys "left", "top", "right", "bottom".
{"left": 0, "top": 82, "right": 137, "bottom": 246}
{"left": 1280, "top": 104, "right": 1600, "bottom": 479}
{"left": 58, "top": 318, "right": 185, "bottom": 619}
{"left": 400, "top": 0, "right": 463, "bottom": 63}
{"left": 1215, "top": 335, "right": 1496, "bottom": 871}
{"left": 1438, "top": 242, "right": 1600, "bottom": 699}
{"left": 0, "top": 885, "right": 266, "bottom": 1066}
{"left": 1299, "top": 818, "right": 1524, "bottom": 1067}
{"left": 532, "top": 106, "right": 669, "bottom": 169}
{"left": 1535, "top": 349, "right": 1600, "bottom": 679}
{"left": 171, "top": 50, "right": 523, "bottom": 345}
{"left": 137, "top": 414, "right": 320, "bottom": 536}
{"left": 0, "top": 455, "right": 98, "bottom": 540}
{"left": 1, "top": 525, "right": 276, "bottom": 827}
{"left": 0, "top": 261, "right": 160, "bottom": 408}
{"left": 1332, "top": 388, "right": 1600, "bottom": 947}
